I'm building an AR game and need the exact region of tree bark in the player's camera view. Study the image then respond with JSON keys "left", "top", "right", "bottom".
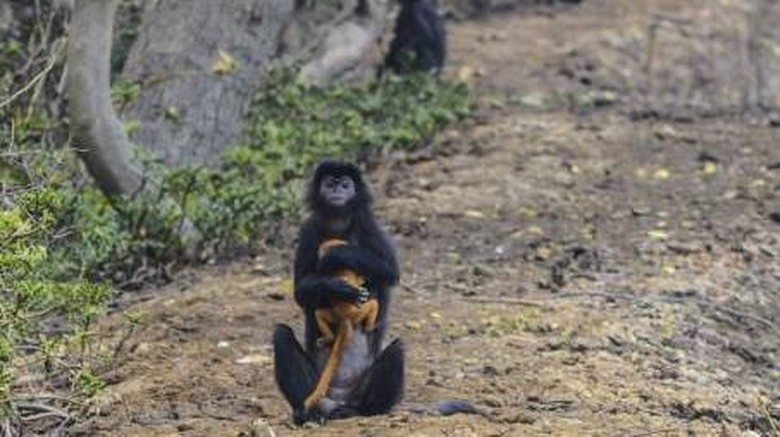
{"left": 298, "top": 0, "right": 389, "bottom": 87}
{"left": 119, "top": 0, "right": 295, "bottom": 166}
{"left": 67, "top": 0, "right": 144, "bottom": 197}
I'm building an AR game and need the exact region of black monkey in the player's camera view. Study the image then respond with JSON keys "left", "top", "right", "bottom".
{"left": 382, "top": 0, "right": 447, "bottom": 76}
{"left": 273, "top": 160, "right": 403, "bottom": 425}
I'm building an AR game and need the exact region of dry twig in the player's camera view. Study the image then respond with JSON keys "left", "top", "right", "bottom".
{"left": 0, "top": 42, "right": 62, "bottom": 110}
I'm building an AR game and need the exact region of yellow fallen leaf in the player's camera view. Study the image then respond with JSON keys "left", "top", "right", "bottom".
{"left": 653, "top": 168, "right": 671, "bottom": 180}
{"left": 521, "top": 208, "right": 538, "bottom": 218}
{"left": 464, "top": 210, "right": 485, "bottom": 218}
{"left": 164, "top": 106, "right": 181, "bottom": 122}
{"left": 520, "top": 92, "right": 548, "bottom": 109}
{"left": 647, "top": 229, "right": 668, "bottom": 240}
{"left": 457, "top": 66, "right": 475, "bottom": 82}
{"left": 655, "top": 124, "right": 677, "bottom": 138}
{"left": 662, "top": 264, "right": 676, "bottom": 274}
{"left": 429, "top": 312, "right": 442, "bottom": 319}
{"left": 526, "top": 225, "right": 544, "bottom": 235}
{"left": 701, "top": 162, "right": 717, "bottom": 175}
{"left": 212, "top": 49, "right": 237, "bottom": 75}
{"left": 280, "top": 279, "right": 294, "bottom": 294}
{"left": 405, "top": 321, "right": 422, "bottom": 330}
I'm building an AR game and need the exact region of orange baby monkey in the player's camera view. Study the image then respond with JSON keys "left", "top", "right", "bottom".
{"left": 303, "top": 238, "right": 379, "bottom": 412}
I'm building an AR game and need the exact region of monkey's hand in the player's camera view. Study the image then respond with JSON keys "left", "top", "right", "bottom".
{"left": 329, "top": 278, "right": 369, "bottom": 304}
{"left": 295, "top": 276, "right": 366, "bottom": 308}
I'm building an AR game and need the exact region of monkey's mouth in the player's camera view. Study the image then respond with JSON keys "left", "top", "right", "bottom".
{"left": 327, "top": 195, "right": 349, "bottom": 206}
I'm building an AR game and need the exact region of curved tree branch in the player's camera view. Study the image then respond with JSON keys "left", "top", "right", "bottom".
{"left": 67, "top": 0, "right": 143, "bottom": 197}
{"left": 67, "top": 0, "right": 200, "bottom": 246}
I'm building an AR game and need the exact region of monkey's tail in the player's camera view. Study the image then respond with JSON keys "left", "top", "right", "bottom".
{"left": 303, "top": 321, "right": 351, "bottom": 411}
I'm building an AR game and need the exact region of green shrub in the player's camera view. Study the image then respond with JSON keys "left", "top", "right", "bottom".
{"left": 169, "top": 71, "right": 474, "bottom": 251}
{"left": 0, "top": 186, "right": 110, "bottom": 426}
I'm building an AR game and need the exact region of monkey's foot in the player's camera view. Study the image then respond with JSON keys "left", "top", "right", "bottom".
{"left": 304, "top": 391, "right": 325, "bottom": 412}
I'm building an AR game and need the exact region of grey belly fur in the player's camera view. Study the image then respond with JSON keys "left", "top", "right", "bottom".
{"left": 314, "top": 328, "right": 373, "bottom": 413}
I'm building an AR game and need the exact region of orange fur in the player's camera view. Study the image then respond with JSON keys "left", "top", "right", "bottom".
{"left": 303, "top": 238, "right": 379, "bottom": 412}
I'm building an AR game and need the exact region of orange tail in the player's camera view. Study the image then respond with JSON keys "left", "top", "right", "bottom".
{"left": 303, "top": 321, "right": 351, "bottom": 411}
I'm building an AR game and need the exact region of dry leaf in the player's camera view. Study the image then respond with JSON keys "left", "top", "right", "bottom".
{"left": 653, "top": 168, "right": 671, "bottom": 180}
{"left": 457, "top": 66, "right": 475, "bottom": 82}
{"left": 647, "top": 229, "right": 668, "bottom": 240}
{"left": 701, "top": 162, "right": 717, "bottom": 175}
{"left": 213, "top": 49, "right": 237, "bottom": 75}
{"left": 405, "top": 321, "right": 422, "bottom": 330}
{"left": 235, "top": 354, "right": 272, "bottom": 365}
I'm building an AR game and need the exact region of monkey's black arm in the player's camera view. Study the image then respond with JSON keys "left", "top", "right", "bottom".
{"left": 293, "top": 222, "right": 369, "bottom": 309}
{"left": 316, "top": 243, "right": 399, "bottom": 287}
{"left": 294, "top": 275, "right": 369, "bottom": 309}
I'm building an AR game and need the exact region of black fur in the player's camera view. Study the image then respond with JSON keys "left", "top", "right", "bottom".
{"left": 383, "top": 0, "right": 447, "bottom": 76}
{"left": 274, "top": 159, "right": 403, "bottom": 424}
{"left": 350, "top": 338, "right": 405, "bottom": 415}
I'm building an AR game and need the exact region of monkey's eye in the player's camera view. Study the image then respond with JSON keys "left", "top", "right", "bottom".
{"left": 339, "top": 179, "right": 354, "bottom": 191}
{"left": 322, "top": 176, "right": 338, "bottom": 190}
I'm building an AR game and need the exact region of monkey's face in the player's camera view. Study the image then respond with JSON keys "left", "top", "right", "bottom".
{"left": 319, "top": 175, "right": 356, "bottom": 208}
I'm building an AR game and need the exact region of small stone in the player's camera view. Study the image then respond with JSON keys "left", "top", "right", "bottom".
{"left": 235, "top": 354, "right": 272, "bottom": 365}
{"left": 249, "top": 418, "right": 277, "bottom": 437}
{"left": 501, "top": 412, "right": 536, "bottom": 424}
{"left": 482, "top": 365, "right": 499, "bottom": 377}
{"left": 266, "top": 292, "right": 285, "bottom": 301}
{"left": 631, "top": 206, "right": 651, "bottom": 216}
{"left": 667, "top": 241, "right": 703, "bottom": 255}
{"left": 534, "top": 246, "right": 553, "bottom": 261}
{"left": 696, "top": 151, "right": 719, "bottom": 163}
{"left": 482, "top": 396, "right": 503, "bottom": 408}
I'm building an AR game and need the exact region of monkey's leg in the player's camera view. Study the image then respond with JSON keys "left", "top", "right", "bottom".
{"left": 273, "top": 324, "right": 321, "bottom": 425}
{"left": 329, "top": 338, "right": 405, "bottom": 420}
{"left": 355, "top": 338, "right": 404, "bottom": 415}
{"left": 304, "top": 321, "right": 352, "bottom": 411}
{"left": 315, "top": 310, "right": 336, "bottom": 346}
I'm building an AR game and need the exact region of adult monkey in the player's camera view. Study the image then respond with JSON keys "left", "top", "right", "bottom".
{"left": 382, "top": 0, "right": 447, "bottom": 76}
{"left": 273, "top": 160, "right": 403, "bottom": 425}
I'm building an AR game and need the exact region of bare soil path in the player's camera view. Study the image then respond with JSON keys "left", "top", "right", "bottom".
{"left": 83, "top": 1, "right": 780, "bottom": 435}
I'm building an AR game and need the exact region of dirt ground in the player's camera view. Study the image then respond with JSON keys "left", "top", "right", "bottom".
{"left": 80, "top": 1, "right": 780, "bottom": 435}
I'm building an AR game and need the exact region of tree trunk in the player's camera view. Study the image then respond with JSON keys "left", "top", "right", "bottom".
{"left": 67, "top": 0, "right": 144, "bottom": 197}
{"left": 119, "top": 0, "right": 295, "bottom": 166}
{"left": 117, "top": 0, "right": 396, "bottom": 166}
{"left": 68, "top": 0, "right": 199, "bottom": 244}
